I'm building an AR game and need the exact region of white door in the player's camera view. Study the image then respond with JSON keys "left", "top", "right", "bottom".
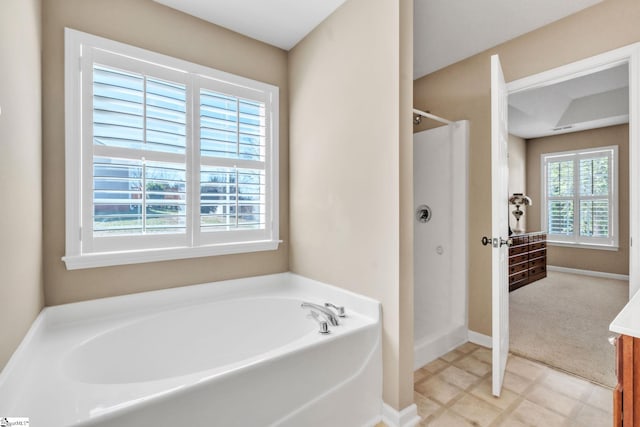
{"left": 491, "top": 54, "right": 510, "bottom": 397}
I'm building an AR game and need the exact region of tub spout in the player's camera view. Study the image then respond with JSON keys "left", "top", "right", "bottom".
{"left": 324, "top": 302, "right": 346, "bottom": 317}
{"left": 301, "top": 302, "right": 340, "bottom": 326}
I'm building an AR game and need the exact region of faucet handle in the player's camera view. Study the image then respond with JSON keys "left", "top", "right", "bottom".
{"left": 325, "top": 302, "right": 346, "bottom": 317}
{"left": 308, "top": 310, "right": 331, "bottom": 334}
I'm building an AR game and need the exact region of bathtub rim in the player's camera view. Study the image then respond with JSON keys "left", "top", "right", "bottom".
{"left": 37, "top": 272, "right": 380, "bottom": 329}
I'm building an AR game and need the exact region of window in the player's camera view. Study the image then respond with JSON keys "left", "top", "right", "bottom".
{"left": 541, "top": 146, "right": 618, "bottom": 249}
{"left": 63, "top": 29, "right": 279, "bottom": 269}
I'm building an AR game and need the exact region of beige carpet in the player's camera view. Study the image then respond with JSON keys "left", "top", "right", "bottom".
{"left": 509, "top": 271, "right": 628, "bottom": 387}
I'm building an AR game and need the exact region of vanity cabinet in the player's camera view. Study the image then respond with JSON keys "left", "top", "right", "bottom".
{"left": 614, "top": 334, "right": 638, "bottom": 426}
{"left": 610, "top": 285, "right": 640, "bottom": 425}
{"left": 508, "top": 232, "right": 547, "bottom": 292}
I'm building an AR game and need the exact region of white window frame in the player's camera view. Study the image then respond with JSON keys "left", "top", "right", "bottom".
{"left": 541, "top": 145, "right": 618, "bottom": 250}
{"left": 63, "top": 28, "right": 279, "bottom": 270}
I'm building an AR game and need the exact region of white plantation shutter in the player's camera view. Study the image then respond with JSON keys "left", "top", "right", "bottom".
{"left": 579, "top": 156, "right": 610, "bottom": 237}
{"left": 198, "top": 85, "right": 269, "bottom": 242}
{"left": 542, "top": 147, "right": 617, "bottom": 248}
{"left": 546, "top": 159, "right": 574, "bottom": 235}
{"left": 64, "top": 29, "right": 279, "bottom": 269}
{"left": 91, "top": 64, "right": 188, "bottom": 241}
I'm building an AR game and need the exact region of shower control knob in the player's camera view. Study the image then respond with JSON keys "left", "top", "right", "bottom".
{"left": 416, "top": 205, "right": 432, "bottom": 223}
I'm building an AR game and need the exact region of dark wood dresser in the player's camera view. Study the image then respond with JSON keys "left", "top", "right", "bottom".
{"left": 508, "top": 231, "right": 547, "bottom": 292}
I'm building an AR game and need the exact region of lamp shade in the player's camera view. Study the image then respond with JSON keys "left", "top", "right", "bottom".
{"left": 509, "top": 193, "right": 533, "bottom": 206}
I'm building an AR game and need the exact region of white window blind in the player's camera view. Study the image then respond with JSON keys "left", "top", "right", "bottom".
{"left": 542, "top": 146, "right": 618, "bottom": 249}
{"left": 63, "top": 29, "right": 279, "bottom": 269}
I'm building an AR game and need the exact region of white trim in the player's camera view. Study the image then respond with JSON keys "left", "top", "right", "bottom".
{"left": 547, "top": 241, "right": 619, "bottom": 251}
{"left": 64, "top": 28, "right": 82, "bottom": 259}
{"left": 62, "top": 239, "right": 280, "bottom": 270}
{"left": 468, "top": 330, "right": 492, "bottom": 348}
{"left": 507, "top": 43, "right": 639, "bottom": 94}
{"left": 382, "top": 402, "right": 420, "bottom": 427}
{"left": 547, "top": 265, "right": 629, "bottom": 281}
{"left": 63, "top": 28, "right": 280, "bottom": 268}
{"left": 540, "top": 146, "right": 619, "bottom": 249}
{"left": 630, "top": 45, "right": 640, "bottom": 297}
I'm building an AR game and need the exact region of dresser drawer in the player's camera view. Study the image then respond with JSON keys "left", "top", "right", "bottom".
{"left": 528, "top": 256, "right": 546, "bottom": 269}
{"left": 529, "top": 241, "right": 546, "bottom": 251}
{"left": 528, "top": 265, "right": 547, "bottom": 279}
{"left": 509, "top": 253, "right": 528, "bottom": 265}
{"left": 509, "top": 261, "right": 529, "bottom": 275}
{"left": 511, "top": 235, "right": 529, "bottom": 246}
{"left": 509, "top": 244, "right": 528, "bottom": 256}
{"left": 509, "top": 270, "right": 528, "bottom": 284}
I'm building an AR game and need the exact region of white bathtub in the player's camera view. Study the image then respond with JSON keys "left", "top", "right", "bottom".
{"left": 0, "top": 273, "right": 382, "bottom": 426}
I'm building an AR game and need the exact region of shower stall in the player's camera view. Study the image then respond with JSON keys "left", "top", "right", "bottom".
{"left": 413, "top": 118, "right": 469, "bottom": 370}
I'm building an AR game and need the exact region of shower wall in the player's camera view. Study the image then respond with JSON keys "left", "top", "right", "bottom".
{"left": 413, "top": 121, "right": 469, "bottom": 370}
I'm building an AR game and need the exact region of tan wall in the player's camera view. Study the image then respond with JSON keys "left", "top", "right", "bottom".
{"left": 398, "top": 0, "right": 415, "bottom": 410}
{"left": 508, "top": 134, "right": 527, "bottom": 232}
{"left": 414, "top": 0, "right": 640, "bottom": 336}
{"left": 526, "top": 124, "right": 629, "bottom": 275}
{"left": 288, "top": 0, "right": 414, "bottom": 411}
{"left": 41, "top": 0, "right": 289, "bottom": 306}
{"left": 0, "top": 0, "right": 44, "bottom": 368}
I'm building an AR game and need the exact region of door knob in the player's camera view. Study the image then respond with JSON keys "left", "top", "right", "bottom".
{"left": 500, "top": 238, "right": 513, "bottom": 247}
{"left": 481, "top": 236, "right": 512, "bottom": 247}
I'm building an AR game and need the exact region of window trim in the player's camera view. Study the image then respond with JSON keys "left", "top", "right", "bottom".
{"left": 540, "top": 145, "right": 619, "bottom": 250}
{"left": 63, "top": 28, "right": 280, "bottom": 270}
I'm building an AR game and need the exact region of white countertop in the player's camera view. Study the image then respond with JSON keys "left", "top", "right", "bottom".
{"left": 611, "top": 289, "right": 640, "bottom": 337}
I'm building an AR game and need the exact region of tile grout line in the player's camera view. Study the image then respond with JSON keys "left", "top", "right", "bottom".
{"left": 414, "top": 343, "right": 613, "bottom": 427}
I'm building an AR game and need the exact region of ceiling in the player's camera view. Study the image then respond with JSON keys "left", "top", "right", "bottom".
{"left": 153, "top": 0, "right": 348, "bottom": 50}
{"left": 509, "top": 64, "right": 629, "bottom": 139}
{"left": 153, "top": 1, "right": 622, "bottom": 139}
{"left": 413, "top": 0, "right": 603, "bottom": 79}
{"left": 154, "top": 0, "right": 604, "bottom": 79}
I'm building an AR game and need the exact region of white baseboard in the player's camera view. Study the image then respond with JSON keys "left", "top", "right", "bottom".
{"left": 382, "top": 402, "right": 420, "bottom": 427}
{"left": 547, "top": 265, "right": 629, "bottom": 281}
{"left": 468, "top": 330, "right": 492, "bottom": 348}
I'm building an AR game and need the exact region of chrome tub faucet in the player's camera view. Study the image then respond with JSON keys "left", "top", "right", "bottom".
{"left": 324, "top": 302, "right": 346, "bottom": 317}
{"left": 301, "top": 302, "right": 340, "bottom": 326}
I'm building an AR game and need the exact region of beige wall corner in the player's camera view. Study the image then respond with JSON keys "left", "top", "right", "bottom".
{"left": 527, "top": 125, "right": 629, "bottom": 275}
{"left": 414, "top": 0, "right": 640, "bottom": 336}
{"left": 288, "top": 0, "right": 413, "bottom": 411}
{"left": 508, "top": 134, "right": 527, "bottom": 232}
{"left": 41, "top": 0, "right": 289, "bottom": 306}
{"left": 0, "top": 0, "right": 44, "bottom": 369}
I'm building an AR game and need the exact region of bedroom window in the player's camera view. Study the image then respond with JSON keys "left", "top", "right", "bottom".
{"left": 541, "top": 146, "right": 618, "bottom": 249}
{"left": 63, "top": 29, "right": 279, "bottom": 269}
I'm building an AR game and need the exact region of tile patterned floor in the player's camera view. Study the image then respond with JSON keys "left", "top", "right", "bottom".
{"left": 378, "top": 342, "right": 613, "bottom": 427}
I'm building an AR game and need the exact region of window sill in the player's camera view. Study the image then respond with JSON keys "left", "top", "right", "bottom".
{"left": 62, "top": 240, "right": 281, "bottom": 270}
{"left": 547, "top": 241, "right": 619, "bottom": 252}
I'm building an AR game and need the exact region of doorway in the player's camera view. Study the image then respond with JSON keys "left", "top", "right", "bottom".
{"left": 500, "top": 45, "right": 640, "bottom": 390}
